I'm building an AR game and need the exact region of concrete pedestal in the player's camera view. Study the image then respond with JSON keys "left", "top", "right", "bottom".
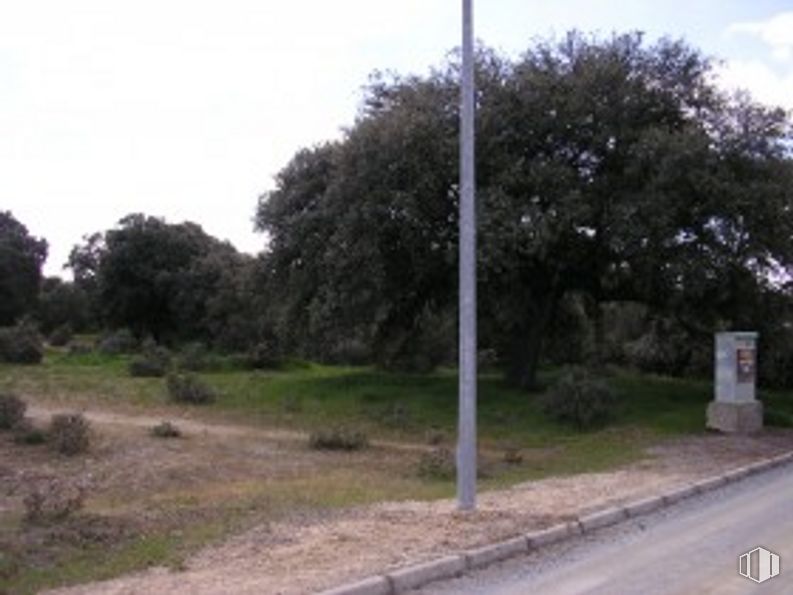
{"left": 707, "top": 401, "right": 763, "bottom": 433}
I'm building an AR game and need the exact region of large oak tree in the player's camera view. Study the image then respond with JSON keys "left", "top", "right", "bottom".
{"left": 257, "top": 33, "right": 793, "bottom": 387}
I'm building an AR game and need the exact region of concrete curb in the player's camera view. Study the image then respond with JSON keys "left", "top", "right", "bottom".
{"left": 387, "top": 555, "right": 466, "bottom": 593}
{"left": 317, "top": 450, "right": 793, "bottom": 595}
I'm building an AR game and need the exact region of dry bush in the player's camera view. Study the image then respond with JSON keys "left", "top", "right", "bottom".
{"left": 23, "top": 477, "right": 88, "bottom": 523}
{"left": 309, "top": 427, "right": 368, "bottom": 451}
{"left": 417, "top": 447, "right": 455, "bottom": 480}
{"left": 166, "top": 373, "right": 216, "bottom": 405}
{"left": 150, "top": 421, "right": 182, "bottom": 438}
{"left": 0, "top": 393, "right": 26, "bottom": 429}
{"left": 49, "top": 413, "right": 91, "bottom": 456}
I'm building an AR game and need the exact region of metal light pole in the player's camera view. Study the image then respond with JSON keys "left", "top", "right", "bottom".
{"left": 457, "top": 0, "right": 477, "bottom": 512}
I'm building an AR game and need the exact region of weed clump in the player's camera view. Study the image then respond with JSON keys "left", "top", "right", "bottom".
{"left": 49, "top": 413, "right": 91, "bottom": 456}
{"left": 541, "top": 366, "right": 617, "bottom": 430}
{"left": 166, "top": 373, "right": 215, "bottom": 405}
{"left": 0, "top": 393, "right": 26, "bottom": 429}
{"left": 150, "top": 421, "right": 182, "bottom": 438}
{"left": 309, "top": 427, "right": 368, "bottom": 451}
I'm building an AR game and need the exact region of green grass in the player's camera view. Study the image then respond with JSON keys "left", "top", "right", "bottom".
{"left": 1, "top": 521, "right": 229, "bottom": 595}
{"left": 4, "top": 350, "right": 780, "bottom": 472}
{"left": 7, "top": 350, "right": 787, "bottom": 444}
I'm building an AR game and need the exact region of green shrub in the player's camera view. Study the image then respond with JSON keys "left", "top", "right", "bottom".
{"left": 0, "top": 323, "right": 43, "bottom": 364}
{"left": 166, "top": 373, "right": 215, "bottom": 405}
{"left": 129, "top": 341, "right": 171, "bottom": 377}
{"left": 12, "top": 418, "right": 47, "bottom": 445}
{"left": 177, "top": 342, "right": 211, "bottom": 371}
{"left": 0, "top": 393, "right": 26, "bottom": 429}
{"left": 417, "top": 447, "right": 455, "bottom": 480}
{"left": 48, "top": 324, "right": 73, "bottom": 347}
{"left": 68, "top": 343, "right": 93, "bottom": 356}
{"left": 541, "top": 366, "right": 617, "bottom": 430}
{"left": 96, "top": 329, "right": 138, "bottom": 355}
{"left": 49, "top": 413, "right": 91, "bottom": 456}
{"left": 245, "top": 342, "right": 280, "bottom": 369}
{"left": 308, "top": 427, "right": 368, "bottom": 451}
{"left": 150, "top": 421, "right": 182, "bottom": 438}
{"left": 764, "top": 408, "right": 793, "bottom": 428}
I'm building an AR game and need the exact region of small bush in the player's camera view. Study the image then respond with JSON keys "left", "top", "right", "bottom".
{"left": 166, "top": 373, "right": 215, "bottom": 405}
{"left": 245, "top": 342, "right": 280, "bottom": 369}
{"left": 0, "top": 393, "right": 26, "bottom": 429}
{"left": 49, "top": 413, "right": 91, "bottom": 456}
{"left": 129, "top": 342, "right": 171, "bottom": 377}
{"left": 96, "top": 329, "right": 138, "bottom": 355}
{"left": 502, "top": 446, "right": 524, "bottom": 465}
{"left": 309, "top": 427, "right": 368, "bottom": 451}
{"left": 417, "top": 447, "right": 455, "bottom": 480}
{"left": 150, "top": 421, "right": 182, "bottom": 438}
{"left": 541, "top": 367, "right": 617, "bottom": 430}
{"left": 425, "top": 427, "right": 446, "bottom": 446}
{"left": 68, "top": 343, "right": 93, "bottom": 356}
{"left": 280, "top": 394, "right": 302, "bottom": 413}
{"left": 177, "top": 342, "right": 211, "bottom": 371}
{"left": 12, "top": 418, "right": 47, "bottom": 445}
{"left": 0, "top": 324, "right": 44, "bottom": 364}
{"left": 48, "top": 324, "right": 73, "bottom": 347}
{"left": 23, "top": 477, "right": 87, "bottom": 523}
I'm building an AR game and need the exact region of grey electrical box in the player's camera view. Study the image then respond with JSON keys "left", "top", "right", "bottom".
{"left": 708, "top": 332, "right": 762, "bottom": 433}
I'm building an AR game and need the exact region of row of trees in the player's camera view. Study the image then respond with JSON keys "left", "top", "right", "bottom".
{"left": 3, "top": 32, "right": 793, "bottom": 388}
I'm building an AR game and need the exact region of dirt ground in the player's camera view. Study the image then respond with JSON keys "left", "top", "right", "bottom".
{"left": 4, "top": 404, "right": 793, "bottom": 595}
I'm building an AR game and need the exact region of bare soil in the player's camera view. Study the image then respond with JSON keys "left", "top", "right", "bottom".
{"left": 3, "top": 404, "right": 792, "bottom": 595}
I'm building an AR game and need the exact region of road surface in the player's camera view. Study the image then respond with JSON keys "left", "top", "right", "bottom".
{"left": 421, "top": 463, "right": 793, "bottom": 594}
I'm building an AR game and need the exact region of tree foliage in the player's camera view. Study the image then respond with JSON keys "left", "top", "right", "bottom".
{"left": 69, "top": 214, "right": 259, "bottom": 347}
{"left": 0, "top": 211, "right": 48, "bottom": 325}
{"left": 257, "top": 32, "right": 793, "bottom": 386}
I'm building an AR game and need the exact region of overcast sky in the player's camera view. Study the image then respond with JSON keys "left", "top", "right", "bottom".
{"left": 1, "top": 1, "right": 792, "bottom": 277}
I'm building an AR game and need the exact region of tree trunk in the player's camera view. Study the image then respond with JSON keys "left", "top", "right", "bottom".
{"left": 504, "top": 291, "right": 557, "bottom": 390}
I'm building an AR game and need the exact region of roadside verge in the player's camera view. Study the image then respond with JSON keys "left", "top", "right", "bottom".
{"left": 319, "top": 451, "right": 793, "bottom": 595}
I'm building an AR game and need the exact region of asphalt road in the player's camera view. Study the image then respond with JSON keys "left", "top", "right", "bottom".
{"left": 420, "top": 464, "right": 793, "bottom": 595}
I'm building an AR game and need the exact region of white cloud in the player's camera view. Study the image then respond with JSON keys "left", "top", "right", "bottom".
{"left": 716, "top": 59, "right": 793, "bottom": 110}
{"left": 728, "top": 11, "right": 793, "bottom": 62}
{"left": 720, "top": 12, "right": 793, "bottom": 110}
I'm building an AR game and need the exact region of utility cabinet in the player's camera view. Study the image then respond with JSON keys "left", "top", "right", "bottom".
{"left": 707, "top": 332, "right": 762, "bottom": 433}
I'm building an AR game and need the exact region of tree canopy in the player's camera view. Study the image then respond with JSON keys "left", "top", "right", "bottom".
{"left": 0, "top": 211, "right": 48, "bottom": 326}
{"left": 69, "top": 214, "right": 259, "bottom": 347}
{"left": 256, "top": 32, "right": 793, "bottom": 387}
